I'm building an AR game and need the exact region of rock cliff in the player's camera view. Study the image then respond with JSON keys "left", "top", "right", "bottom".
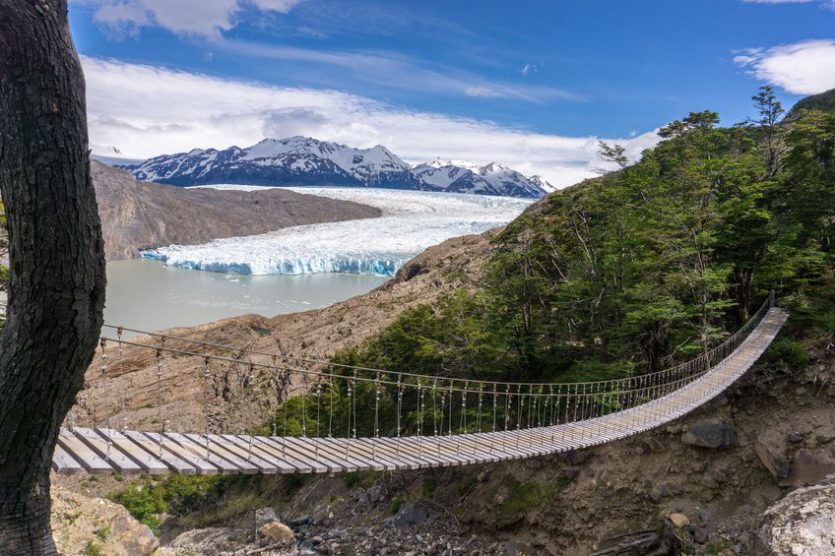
{"left": 92, "top": 161, "right": 381, "bottom": 261}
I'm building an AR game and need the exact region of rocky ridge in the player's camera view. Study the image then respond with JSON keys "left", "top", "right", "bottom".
{"left": 92, "top": 160, "right": 381, "bottom": 260}
{"left": 124, "top": 137, "right": 549, "bottom": 199}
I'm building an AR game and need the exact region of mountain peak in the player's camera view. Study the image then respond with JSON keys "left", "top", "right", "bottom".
{"left": 480, "top": 162, "right": 509, "bottom": 173}
{"left": 126, "top": 137, "right": 548, "bottom": 199}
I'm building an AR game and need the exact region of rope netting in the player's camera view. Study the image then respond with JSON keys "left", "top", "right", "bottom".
{"left": 70, "top": 292, "right": 776, "bottom": 446}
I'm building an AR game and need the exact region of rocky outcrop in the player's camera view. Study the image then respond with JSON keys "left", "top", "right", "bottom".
{"left": 162, "top": 527, "right": 250, "bottom": 555}
{"left": 92, "top": 161, "right": 380, "bottom": 260}
{"left": 757, "top": 430, "right": 791, "bottom": 480}
{"left": 681, "top": 418, "right": 737, "bottom": 449}
{"left": 258, "top": 521, "right": 295, "bottom": 543}
{"left": 50, "top": 486, "right": 158, "bottom": 556}
{"left": 757, "top": 480, "right": 835, "bottom": 555}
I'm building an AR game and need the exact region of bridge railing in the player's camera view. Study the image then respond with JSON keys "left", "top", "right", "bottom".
{"left": 70, "top": 293, "right": 776, "bottom": 442}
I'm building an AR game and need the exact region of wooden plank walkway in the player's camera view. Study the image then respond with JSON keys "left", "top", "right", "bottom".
{"left": 53, "top": 308, "right": 788, "bottom": 475}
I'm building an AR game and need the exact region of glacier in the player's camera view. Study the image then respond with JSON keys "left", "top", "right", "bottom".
{"left": 143, "top": 187, "right": 534, "bottom": 277}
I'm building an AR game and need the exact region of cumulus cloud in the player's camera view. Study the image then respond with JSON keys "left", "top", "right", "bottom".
{"left": 83, "top": 57, "right": 657, "bottom": 188}
{"left": 72, "top": 0, "right": 303, "bottom": 37}
{"left": 734, "top": 40, "right": 835, "bottom": 95}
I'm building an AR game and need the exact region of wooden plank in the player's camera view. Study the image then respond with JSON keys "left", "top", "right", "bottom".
{"left": 122, "top": 430, "right": 195, "bottom": 475}
{"left": 94, "top": 429, "right": 169, "bottom": 475}
{"left": 73, "top": 428, "right": 143, "bottom": 474}
{"left": 282, "top": 436, "right": 359, "bottom": 473}
{"left": 330, "top": 438, "right": 414, "bottom": 472}
{"left": 368, "top": 438, "right": 434, "bottom": 469}
{"left": 255, "top": 436, "right": 332, "bottom": 474}
{"left": 52, "top": 442, "right": 83, "bottom": 474}
{"left": 393, "top": 436, "right": 464, "bottom": 467}
{"left": 239, "top": 436, "right": 317, "bottom": 474}
{"left": 181, "top": 433, "right": 261, "bottom": 475}
{"left": 365, "top": 437, "right": 437, "bottom": 468}
{"left": 396, "top": 436, "right": 472, "bottom": 467}
{"left": 163, "top": 432, "right": 240, "bottom": 475}
{"left": 219, "top": 435, "right": 300, "bottom": 474}
{"left": 283, "top": 437, "right": 361, "bottom": 473}
{"left": 57, "top": 429, "right": 114, "bottom": 474}
{"left": 199, "top": 434, "right": 279, "bottom": 474}
{"left": 138, "top": 432, "right": 218, "bottom": 475}
{"left": 269, "top": 437, "right": 343, "bottom": 474}
{"left": 322, "top": 438, "right": 395, "bottom": 471}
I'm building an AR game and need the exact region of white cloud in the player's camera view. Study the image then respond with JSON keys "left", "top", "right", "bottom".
{"left": 734, "top": 40, "right": 835, "bottom": 95}
{"left": 741, "top": 0, "right": 834, "bottom": 6}
{"left": 82, "top": 57, "right": 657, "bottom": 188}
{"left": 72, "top": 0, "right": 303, "bottom": 37}
{"left": 217, "top": 40, "right": 578, "bottom": 103}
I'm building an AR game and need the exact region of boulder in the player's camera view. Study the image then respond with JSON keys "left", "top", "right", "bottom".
{"left": 165, "top": 527, "right": 249, "bottom": 553}
{"left": 757, "top": 482, "right": 835, "bottom": 555}
{"left": 669, "top": 513, "right": 690, "bottom": 528}
{"left": 255, "top": 507, "right": 278, "bottom": 530}
{"left": 681, "top": 418, "right": 737, "bottom": 449}
{"left": 756, "top": 430, "right": 790, "bottom": 479}
{"left": 50, "top": 487, "right": 159, "bottom": 556}
{"left": 789, "top": 449, "right": 835, "bottom": 487}
{"left": 259, "top": 521, "right": 296, "bottom": 543}
{"left": 367, "top": 484, "right": 384, "bottom": 503}
{"left": 393, "top": 502, "right": 433, "bottom": 526}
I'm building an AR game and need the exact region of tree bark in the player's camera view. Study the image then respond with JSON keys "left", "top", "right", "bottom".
{"left": 0, "top": 1, "right": 106, "bottom": 553}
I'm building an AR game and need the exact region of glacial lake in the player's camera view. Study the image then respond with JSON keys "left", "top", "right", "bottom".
{"left": 104, "top": 259, "right": 387, "bottom": 335}
{"left": 105, "top": 188, "right": 533, "bottom": 334}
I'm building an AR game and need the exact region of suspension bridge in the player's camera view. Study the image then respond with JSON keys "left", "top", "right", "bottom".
{"left": 52, "top": 294, "right": 787, "bottom": 476}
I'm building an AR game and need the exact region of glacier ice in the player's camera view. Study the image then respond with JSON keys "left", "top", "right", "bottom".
{"left": 144, "top": 187, "right": 533, "bottom": 277}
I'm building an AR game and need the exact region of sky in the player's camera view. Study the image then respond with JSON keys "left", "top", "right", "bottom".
{"left": 70, "top": 0, "right": 835, "bottom": 187}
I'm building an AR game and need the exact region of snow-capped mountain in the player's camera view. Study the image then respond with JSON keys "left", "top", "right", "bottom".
{"left": 125, "top": 137, "right": 549, "bottom": 199}
{"left": 412, "top": 159, "right": 548, "bottom": 198}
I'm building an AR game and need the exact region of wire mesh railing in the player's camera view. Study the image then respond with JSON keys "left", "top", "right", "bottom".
{"left": 70, "top": 293, "right": 776, "bottom": 447}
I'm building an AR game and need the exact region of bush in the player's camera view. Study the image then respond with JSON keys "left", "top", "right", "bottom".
{"left": 108, "top": 475, "right": 227, "bottom": 531}
{"left": 766, "top": 338, "right": 808, "bottom": 367}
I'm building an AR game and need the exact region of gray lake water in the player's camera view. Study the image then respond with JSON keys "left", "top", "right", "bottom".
{"left": 104, "top": 259, "right": 387, "bottom": 335}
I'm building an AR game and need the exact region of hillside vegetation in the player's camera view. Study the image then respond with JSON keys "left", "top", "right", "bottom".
{"left": 336, "top": 87, "right": 834, "bottom": 387}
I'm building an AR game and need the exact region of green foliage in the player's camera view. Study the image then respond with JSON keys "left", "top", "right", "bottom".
{"left": 325, "top": 89, "right": 833, "bottom": 392}
{"left": 282, "top": 473, "right": 309, "bottom": 494}
{"left": 492, "top": 476, "right": 559, "bottom": 525}
{"left": 253, "top": 90, "right": 833, "bottom": 448}
{"left": 421, "top": 476, "right": 438, "bottom": 497}
{"left": 109, "top": 484, "right": 165, "bottom": 530}
{"left": 765, "top": 338, "right": 809, "bottom": 367}
{"left": 108, "top": 475, "right": 228, "bottom": 531}
{"left": 390, "top": 496, "right": 405, "bottom": 514}
{"left": 82, "top": 541, "right": 103, "bottom": 556}
{"left": 786, "top": 88, "right": 835, "bottom": 120}
{"left": 343, "top": 471, "right": 382, "bottom": 490}
{"left": 94, "top": 525, "right": 110, "bottom": 541}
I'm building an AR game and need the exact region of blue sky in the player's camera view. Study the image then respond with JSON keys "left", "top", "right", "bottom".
{"left": 69, "top": 0, "right": 835, "bottom": 186}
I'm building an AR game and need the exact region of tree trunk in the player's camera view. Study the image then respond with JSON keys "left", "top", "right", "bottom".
{"left": 0, "top": 1, "right": 106, "bottom": 553}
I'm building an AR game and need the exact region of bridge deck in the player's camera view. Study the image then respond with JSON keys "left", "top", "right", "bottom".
{"left": 52, "top": 308, "right": 788, "bottom": 475}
